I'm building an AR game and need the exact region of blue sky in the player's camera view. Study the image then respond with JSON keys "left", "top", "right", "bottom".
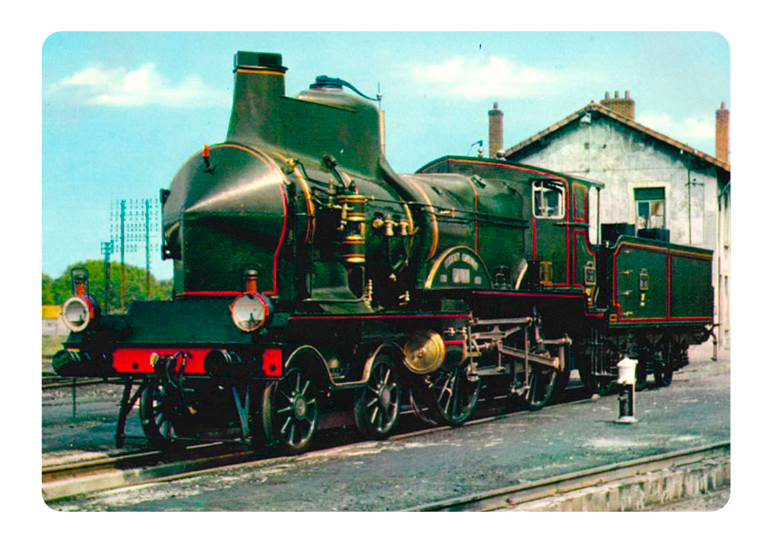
{"left": 42, "top": 31, "right": 730, "bottom": 280}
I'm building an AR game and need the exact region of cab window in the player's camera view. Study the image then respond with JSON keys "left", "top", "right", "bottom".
{"left": 533, "top": 180, "right": 565, "bottom": 219}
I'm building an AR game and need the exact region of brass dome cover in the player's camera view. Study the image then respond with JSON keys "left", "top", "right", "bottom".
{"left": 404, "top": 331, "right": 446, "bottom": 374}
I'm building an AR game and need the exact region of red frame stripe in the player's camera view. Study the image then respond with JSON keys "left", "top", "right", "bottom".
{"left": 112, "top": 348, "right": 210, "bottom": 374}
{"left": 289, "top": 313, "right": 470, "bottom": 321}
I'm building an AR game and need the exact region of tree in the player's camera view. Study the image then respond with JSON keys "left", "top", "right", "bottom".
{"left": 42, "top": 273, "right": 55, "bottom": 305}
{"left": 42, "top": 261, "right": 172, "bottom": 312}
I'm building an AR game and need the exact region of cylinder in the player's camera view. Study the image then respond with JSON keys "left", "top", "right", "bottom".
{"left": 404, "top": 331, "right": 446, "bottom": 374}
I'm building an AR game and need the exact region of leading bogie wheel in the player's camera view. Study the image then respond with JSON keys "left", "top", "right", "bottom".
{"left": 262, "top": 367, "right": 320, "bottom": 455}
{"left": 139, "top": 378, "right": 193, "bottom": 440}
{"left": 422, "top": 362, "right": 480, "bottom": 427}
{"left": 354, "top": 353, "right": 402, "bottom": 439}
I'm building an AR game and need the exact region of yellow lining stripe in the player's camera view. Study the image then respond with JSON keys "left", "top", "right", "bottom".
{"left": 235, "top": 69, "right": 286, "bottom": 76}
{"left": 620, "top": 241, "right": 711, "bottom": 259}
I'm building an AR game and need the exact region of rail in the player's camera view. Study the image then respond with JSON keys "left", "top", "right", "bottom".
{"left": 42, "top": 442, "right": 253, "bottom": 501}
{"left": 404, "top": 441, "right": 730, "bottom": 511}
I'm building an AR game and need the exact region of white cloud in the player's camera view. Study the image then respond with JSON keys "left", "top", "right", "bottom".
{"left": 410, "top": 55, "right": 566, "bottom": 99}
{"left": 637, "top": 112, "right": 713, "bottom": 146}
{"left": 52, "top": 63, "right": 229, "bottom": 108}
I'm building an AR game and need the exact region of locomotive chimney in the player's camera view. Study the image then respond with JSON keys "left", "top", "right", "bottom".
{"left": 227, "top": 51, "right": 288, "bottom": 143}
{"left": 600, "top": 90, "right": 635, "bottom": 120}
{"left": 715, "top": 101, "right": 729, "bottom": 163}
{"left": 488, "top": 102, "right": 504, "bottom": 158}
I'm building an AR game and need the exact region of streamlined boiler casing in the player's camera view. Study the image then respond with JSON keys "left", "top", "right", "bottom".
{"left": 162, "top": 143, "right": 290, "bottom": 296}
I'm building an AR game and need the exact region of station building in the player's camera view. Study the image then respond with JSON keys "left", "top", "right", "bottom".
{"left": 491, "top": 94, "right": 731, "bottom": 350}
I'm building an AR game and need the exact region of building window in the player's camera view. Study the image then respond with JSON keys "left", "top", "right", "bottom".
{"left": 533, "top": 180, "right": 565, "bottom": 219}
{"left": 634, "top": 187, "right": 665, "bottom": 229}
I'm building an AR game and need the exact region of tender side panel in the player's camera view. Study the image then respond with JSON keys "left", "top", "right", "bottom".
{"left": 613, "top": 241, "right": 668, "bottom": 322}
{"left": 610, "top": 237, "right": 712, "bottom": 326}
{"left": 670, "top": 251, "right": 713, "bottom": 320}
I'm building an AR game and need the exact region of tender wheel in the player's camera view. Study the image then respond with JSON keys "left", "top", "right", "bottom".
{"left": 262, "top": 367, "right": 320, "bottom": 454}
{"left": 139, "top": 378, "right": 193, "bottom": 439}
{"left": 635, "top": 354, "right": 649, "bottom": 391}
{"left": 654, "top": 366, "right": 673, "bottom": 387}
{"left": 422, "top": 362, "right": 480, "bottom": 427}
{"left": 519, "top": 362, "right": 559, "bottom": 411}
{"left": 354, "top": 354, "right": 402, "bottom": 439}
{"left": 654, "top": 342, "right": 674, "bottom": 388}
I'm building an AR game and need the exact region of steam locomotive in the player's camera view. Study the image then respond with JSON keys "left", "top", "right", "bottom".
{"left": 54, "top": 51, "right": 714, "bottom": 453}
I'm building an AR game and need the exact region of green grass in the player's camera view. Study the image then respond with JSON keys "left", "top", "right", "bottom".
{"left": 40, "top": 336, "right": 67, "bottom": 375}
{"left": 42, "top": 335, "right": 67, "bottom": 358}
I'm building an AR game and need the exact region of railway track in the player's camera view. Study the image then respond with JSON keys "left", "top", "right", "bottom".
{"left": 42, "top": 373, "right": 123, "bottom": 389}
{"left": 405, "top": 441, "right": 730, "bottom": 512}
{"left": 42, "top": 442, "right": 257, "bottom": 501}
{"left": 40, "top": 399, "right": 535, "bottom": 503}
{"left": 39, "top": 382, "right": 660, "bottom": 502}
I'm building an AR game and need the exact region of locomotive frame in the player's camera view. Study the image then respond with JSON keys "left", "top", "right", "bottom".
{"left": 53, "top": 51, "right": 714, "bottom": 454}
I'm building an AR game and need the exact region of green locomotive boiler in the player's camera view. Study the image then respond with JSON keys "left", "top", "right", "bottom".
{"left": 54, "top": 51, "right": 714, "bottom": 453}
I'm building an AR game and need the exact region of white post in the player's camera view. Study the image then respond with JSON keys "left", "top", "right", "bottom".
{"left": 616, "top": 357, "right": 638, "bottom": 424}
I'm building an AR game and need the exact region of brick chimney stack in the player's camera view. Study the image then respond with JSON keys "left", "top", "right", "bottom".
{"left": 600, "top": 90, "right": 635, "bottom": 120}
{"left": 488, "top": 102, "right": 504, "bottom": 158}
{"left": 716, "top": 101, "right": 729, "bottom": 163}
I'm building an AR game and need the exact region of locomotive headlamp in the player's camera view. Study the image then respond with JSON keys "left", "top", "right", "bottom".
{"left": 62, "top": 296, "right": 95, "bottom": 333}
{"left": 230, "top": 293, "right": 273, "bottom": 332}
{"left": 71, "top": 267, "right": 90, "bottom": 297}
{"left": 62, "top": 267, "right": 99, "bottom": 333}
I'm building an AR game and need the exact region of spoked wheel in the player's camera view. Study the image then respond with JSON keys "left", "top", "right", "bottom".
{"left": 518, "top": 362, "right": 559, "bottom": 411}
{"left": 354, "top": 354, "right": 402, "bottom": 439}
{"left": 139, "top": 378, "right": 194, "bottom": 440}
{"left": 508, "top": 318, "right": 561, "bottom": 410}
{"left": 263, "top": 367, "right": 320, "bottom": 455}
{"left": 422, "top": 362, "right": 480, "bottom": 427}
